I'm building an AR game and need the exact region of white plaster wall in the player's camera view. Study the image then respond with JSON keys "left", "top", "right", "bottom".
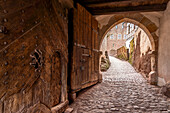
{"left": 126, "top": 37, "right": 133, "bottom": 49}
{"left": 158, "top": 1, "right": 170, "bottom": 85}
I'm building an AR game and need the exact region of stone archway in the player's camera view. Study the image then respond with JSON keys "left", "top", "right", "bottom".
{"left": 98, "top": 13, "right": 159, "bottom": 85}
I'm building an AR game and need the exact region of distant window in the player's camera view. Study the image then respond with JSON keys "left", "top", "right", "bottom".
{"left": 110, "top": 34, "right": 114, "bottom": 39}
{"left": 115, "top": 25, "right": 118, "bottom": 29}
{"left": 135, "top": 25, "right": 138, "bottom": 29}
{"left": 124, "top": 34, "right": 126, "bottom": 39}
{"left": 113, "top": 44, "right": 114, "bottom": 47}
{"left": 128, "top": 25, "right": 130, "bottom": 34}
{"left": 118, "top": 34, "right": 122, "bottom": 39}
{"left": 132, "top": 24, "right": 134, "bottom": 30}
{"left": 122, "top": 22, "right": 124, "bottom": 28}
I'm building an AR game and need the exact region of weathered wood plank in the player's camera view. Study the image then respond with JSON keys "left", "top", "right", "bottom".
{"left": 76, "top": 0, "right": 169, "bottom": 15}
{"left": 90, "top": 4, "right": 167, "bottom": 15}
{"left": 0, "top": 0, "right": 68, "bottom": 112}
{"left": 70, "top": 3, "right": 99, "bottom": 95}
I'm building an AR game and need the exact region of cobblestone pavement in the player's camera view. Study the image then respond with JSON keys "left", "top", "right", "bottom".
{"left": 70, "top": 56, "right": 170, "bottom": 113}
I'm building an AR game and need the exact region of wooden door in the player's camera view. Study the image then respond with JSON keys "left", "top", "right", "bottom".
{"left": 82, "top": 48, "right": 89, "bottom": 85}
{"left": 69, "top": 3, "right": 100, "bottom": 93}
{"left": 0, "top": 0, "right": 68, "bottom": 112}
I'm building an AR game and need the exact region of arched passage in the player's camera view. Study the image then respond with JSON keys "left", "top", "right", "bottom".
{"left": 99, "top": 15, "right": 158, "bottom": 51}
{"left": 98, "top": 14, "right": 159, "bottom": 84}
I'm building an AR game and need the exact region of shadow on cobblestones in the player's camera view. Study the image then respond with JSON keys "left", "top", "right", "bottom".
{"left": 70, "top": 56, "right": 170, "bottom": 113}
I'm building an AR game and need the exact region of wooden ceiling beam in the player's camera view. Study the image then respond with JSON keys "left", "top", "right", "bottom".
{"left": 77, "top": 0, "right": 131, "bottom": 5}
{"left": 85, "top": 0, "right": 162, "bottom": 8}
{"left": 86, "top": 1, "right": 132, "bottom": 7}
{"left": 90, "top": 4, "right": 167, "bottom": 15}
{"left": 76, "top": 0, "right": 169, "bottom": 5}
{"left": 85, "top": 1, "right": 135, "bottom": 8}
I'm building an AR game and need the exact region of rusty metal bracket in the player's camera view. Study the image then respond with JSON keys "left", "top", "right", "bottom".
{"left": 80, "top": 59, "right": 86, "bottom": 62}
{"left": 80, "top": 66, "right": 85, "bottom": 71}
{"left": 82, "top": 54, "right": 91, "bottom": 57}
{"left": 0, "top": 26, "right": 8, "bottom": 34}
{"left": 30, "top": 49, "right": 44, "bottom": 72}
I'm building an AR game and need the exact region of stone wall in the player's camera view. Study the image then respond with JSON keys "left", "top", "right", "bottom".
{"left": 133, "top": 28, "right": 152, "bottom": 78}
{"left": 109, "top": 49, "right": 117, "bottom": 56}
{"left": 129, "top": 38, "right": 134, "bottom": 64}
{"left": 158, "top": 1, "right": 170, "bottom": 85}
{"left": 134, "top": 28, "right": 152, "bottom": 56}
{"left": 100, "top": 22, "right": 127, "bottom": 56}
{"left": 107, "top": 23, "right": 127, "bottom": 55}
{"left": 117, "top": 46, "right": 129, "bottom": 60}
{"left": 100, "top": 35, "right": 107, "bottom": 57}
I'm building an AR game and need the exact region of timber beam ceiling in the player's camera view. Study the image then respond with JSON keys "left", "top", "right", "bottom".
{"left": 75, "top": 0, "right": 169, "bottom": 15}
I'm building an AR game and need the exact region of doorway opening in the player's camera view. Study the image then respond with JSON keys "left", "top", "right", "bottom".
{"left": 100, "top": 21, "right": 155, "bottom": 81}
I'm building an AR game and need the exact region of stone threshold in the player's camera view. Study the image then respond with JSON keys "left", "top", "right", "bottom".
{"left": 51, "top": 100, "right": 69, "bottom": 113}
